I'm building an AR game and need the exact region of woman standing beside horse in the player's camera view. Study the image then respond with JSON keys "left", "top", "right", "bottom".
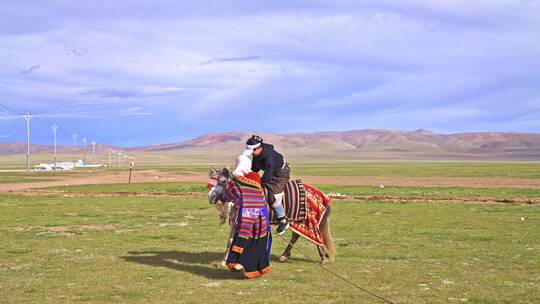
{"left": 218, "top": 154, "right": 272, "bottom": 278}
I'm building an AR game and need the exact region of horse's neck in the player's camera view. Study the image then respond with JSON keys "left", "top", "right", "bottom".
{"left": 227, "top": 181, "right": 239, "bottom": 195}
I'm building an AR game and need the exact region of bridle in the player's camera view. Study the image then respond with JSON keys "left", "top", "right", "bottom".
{"left": 207, "top": 169, "right": 232, "bottom": 205}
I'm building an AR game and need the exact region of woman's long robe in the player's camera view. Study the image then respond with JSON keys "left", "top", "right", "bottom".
{"left": 225, "top": 172, "right": 272, "bottom": 278}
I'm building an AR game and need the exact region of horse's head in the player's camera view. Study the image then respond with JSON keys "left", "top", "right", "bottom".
{"left": 207, "top": 167, "right": 237, "bottom": 226}
{"left": 207, "top": 167, "right": 234, "bottom": 204}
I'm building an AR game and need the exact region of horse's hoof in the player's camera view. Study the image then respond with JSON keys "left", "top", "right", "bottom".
{"left": 217, "top": 260, "right": 227, "bottom": 269}
{"left": 321, "top": 258, "right": 330, "bottom": 265}
{"left": 279, "top": 255, "right": 289, "bottom": 262}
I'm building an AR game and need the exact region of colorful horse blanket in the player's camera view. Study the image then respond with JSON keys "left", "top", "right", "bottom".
{"left": 269, "top": 179, "right": 307, "bottom": 224}
{"left": 226, "top": 173, "right": 272, "bottom": 278}
{"left": 288, "top": 183, "right": 332, "bottom": 247}
{"left": 267, "top": 179, "right": 331, "bottom": 247}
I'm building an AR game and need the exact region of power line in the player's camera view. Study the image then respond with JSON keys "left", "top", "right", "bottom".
{"left": 0, "top": 103, "right": 25, "bottom": 115}
{"left": 1, "top": 102, "right": 83, "bottom": 138}
{"left": 0, "top": 102, "right": 101, "bottom": 167}
{"left": 32, "top": 115, "right": 76, "bottom": 137}
{"left": 1, "top": 102, "right": 94, "bottom": 144}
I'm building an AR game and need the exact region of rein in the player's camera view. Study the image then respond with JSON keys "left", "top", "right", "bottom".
{"left": 274, "top": 233, "right": 395, "bottom": 304}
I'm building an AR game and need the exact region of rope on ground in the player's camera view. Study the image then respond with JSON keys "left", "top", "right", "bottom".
{"left": 275, "top": 233, "right": 395, "bottom": 304}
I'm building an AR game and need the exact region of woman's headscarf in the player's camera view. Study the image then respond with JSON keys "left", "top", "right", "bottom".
{"left": 233, "top": 151, "right": 252, "bottom": 177}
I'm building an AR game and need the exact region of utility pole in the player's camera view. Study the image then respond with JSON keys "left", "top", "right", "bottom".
{"left": 72, "top": 133, "right": 78, "bottom": 163}
{"left": 91, "top": 141, "right": 96, "bottom": 164}
{"left": 82, "top": 137, "right": 87, "bottom": 165}
{"left": 128, "top": 159, "right": 134, "bottom": 184}
{"left": 109, "top": 149, "right": 113, "bottom": 168}
{"left": 52, "top": 124, "right": 58, "bottom": 169}
{"left": 24, "top": 113, "right": 32, "bottom": 172}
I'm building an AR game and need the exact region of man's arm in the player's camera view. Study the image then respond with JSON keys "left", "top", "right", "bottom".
{"left": 251, "top": 161, "right": 260, "bottom": 172}
{"left": 260, "top": 152, "right": 284, "bottom": 184}
{"left": 260, "top": 162, "right": 275, "bottom": 184}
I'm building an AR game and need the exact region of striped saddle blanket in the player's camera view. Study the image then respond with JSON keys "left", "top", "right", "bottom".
{"left": 269, "top": 179, "right": 307, "bottom": 224}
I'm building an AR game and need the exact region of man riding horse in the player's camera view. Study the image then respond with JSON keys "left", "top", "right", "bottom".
{"left": 206, "top": 134, "right": 334, "bottom": 277}
{"left": 243, "top": 135, "right": 290, "bottom": 235}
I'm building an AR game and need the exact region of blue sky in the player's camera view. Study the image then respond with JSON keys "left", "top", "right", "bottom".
{"left": 1, "top": 1, "right": 539, "bottom": 147}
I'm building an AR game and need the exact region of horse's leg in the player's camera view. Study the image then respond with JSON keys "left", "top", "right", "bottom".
{"left": 219, "top": 203, "right": 236, "bottom": 268}
{"left": 214, "top": 202, "right": 226, "bottom": 225}
{"left": 317, "top": 245, "right": 330, "bottom": 264}
{"left": 279, "top": 232, "right": 301, "bottom": 262}
{"left": 317, "top": 212, "right": 330, "bottom": 264}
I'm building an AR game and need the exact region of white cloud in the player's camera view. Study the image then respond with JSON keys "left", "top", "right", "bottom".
{"left": 37, "top": 109, "right": 153, "bottom": 119}
{"left": 0, "top": 1, "right": 539, "bottom": 145}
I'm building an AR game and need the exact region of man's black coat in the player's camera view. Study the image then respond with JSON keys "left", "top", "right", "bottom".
{"left": 251, "top": 143, "right": 284, "bottom": 184}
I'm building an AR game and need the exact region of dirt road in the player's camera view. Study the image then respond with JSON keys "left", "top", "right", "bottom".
{"left": 0, "top": 170, "right": 207, "bottom": 192}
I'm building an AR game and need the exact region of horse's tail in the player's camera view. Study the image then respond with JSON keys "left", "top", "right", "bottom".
{"left": 321, "top": 206, "right": 336, "bottom": 261}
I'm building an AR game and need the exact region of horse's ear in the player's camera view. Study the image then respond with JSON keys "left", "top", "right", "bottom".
{"left": 222, "top": 167, "right": 232, "bottom": 179}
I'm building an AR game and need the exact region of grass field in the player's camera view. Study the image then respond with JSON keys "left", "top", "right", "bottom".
{"left": 151, "top": 161, "right": 540, "bottom": 179}
{"left": 291, "top": 162, "right": 540, "bottom": 179}
{"left": 1, "top": 161, "right": 539, "bottom": 303}
{"left": 0, "top": 172, "right": 60, "bottom": 184}
{"left": 3, "top": 161, "right": 540, "bottom": 180}
{"left": 1, "top": 190, "right": 539, "bottom": 303}
{"left": 41, "top": 182, "right": 540, "bottom": 201}
{"left": 0, "top": 170, "right": 96, "bottom": 184}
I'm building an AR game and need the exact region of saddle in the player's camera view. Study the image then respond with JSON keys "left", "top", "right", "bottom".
{"left": 268, "top": 179, "right": 307, "bottom": 224}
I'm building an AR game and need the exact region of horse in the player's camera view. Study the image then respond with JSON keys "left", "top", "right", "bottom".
{"left": 207, "top": 167, "right": 336, "bottom": 267}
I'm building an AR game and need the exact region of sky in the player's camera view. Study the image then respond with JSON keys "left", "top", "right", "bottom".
{"left": 1, "top": 0, "right": 539, "bottom": 147}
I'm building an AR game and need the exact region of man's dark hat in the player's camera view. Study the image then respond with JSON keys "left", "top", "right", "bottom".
{"left": 243, "top": 135, "right": 263, "bottom": 155}
{"left": 246, "top": 135, "right": 263, "bottom": 146}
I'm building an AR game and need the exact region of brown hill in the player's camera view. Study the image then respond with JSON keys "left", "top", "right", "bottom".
{"left": 132, "top": 129, "right": 540, "bottom": 161}
{"left": 2, "top": 129, "right": 539, "bottom": 160}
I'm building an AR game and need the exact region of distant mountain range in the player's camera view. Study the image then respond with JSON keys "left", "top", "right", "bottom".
{"left": 2, "top": 129, "right": 540, "bottom": 160}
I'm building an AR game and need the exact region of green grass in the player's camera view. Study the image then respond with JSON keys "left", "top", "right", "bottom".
{"left": 0, "top": 170, "right": 103, "bottom": 184}
{"left": 290, "top": 161, "right": 540, "bottom": 179}
{"left": 0, "top": 193, "right": 538, "bottom": 303}
{"left": 0, "top": 176, "right": 44, "bottom": 184}
{"left": 0, "top": 172, "right": 57, "bottom": 184}
{"left": 45, "top": 182, "right": 206, "bottom": 194}
{"left": 44, "top": 182, "right": 540, "bottom": 201}
{"left": 3, "top": 160, "right": 540, "bottom": 180}
{"left": 138, "top": 164, "right": 211, "bottom": 175}
{"left": 153, "top": 161, "right": 540, "bottom": 179}
{"left": 316, "top": 184, "right": 540, "bottom": 200}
